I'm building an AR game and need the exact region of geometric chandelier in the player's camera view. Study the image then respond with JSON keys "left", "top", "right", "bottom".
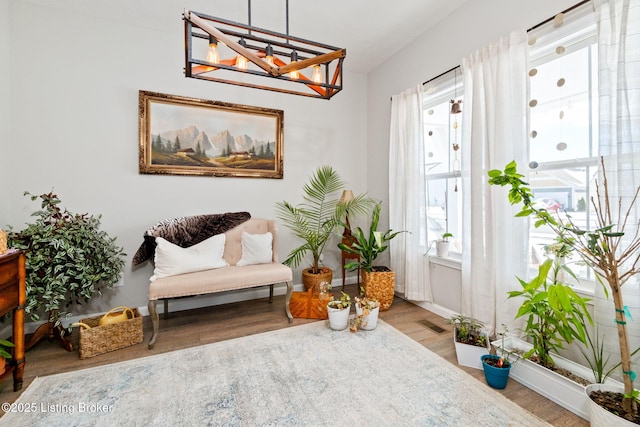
{"left": 183, "top": 2, "right": 346, "bottom": 100}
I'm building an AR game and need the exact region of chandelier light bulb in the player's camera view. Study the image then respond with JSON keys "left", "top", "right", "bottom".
{"left": 265, "top": 44, "right": 275, "bottom": 66}
{"left": 206, "top": 36, "right": 219, "bottom": 64}
{"left": 236, "top": 55, "right": 248, "bottom": 70}
{"left": 236, "top": 38, "right": 248, "bottom": 70}
{"left": 311, "top": 65, "right": 323, "bottom": 84}
{"left": 289, "top": 51, "right": 299, "bottom": 79}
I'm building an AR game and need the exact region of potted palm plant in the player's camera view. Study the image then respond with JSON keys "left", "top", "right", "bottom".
{"left": 276, "top": 166, "right": 369, "bottom": 290}
{"left": 8, "top": 192, "right": 125, "bottom": 352}
{"left": 446, "top": 314, "right": 490, "bottom": 370}
{"left": 338, "top": 202, "right": 406, "bottom": 311}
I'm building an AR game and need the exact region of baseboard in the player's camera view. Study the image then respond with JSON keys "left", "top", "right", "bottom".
{"left": 410, "top": 299, "right": 458, "bottom": 320}
{"left": 2, "top": 275, "right": 360, "bottom": 337}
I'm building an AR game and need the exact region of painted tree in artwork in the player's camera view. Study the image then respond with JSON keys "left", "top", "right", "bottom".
{"left": 173, "top": 136, "right": 181, "bottom": 153}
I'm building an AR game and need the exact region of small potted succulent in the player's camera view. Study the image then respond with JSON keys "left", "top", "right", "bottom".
{"left": 327, "top": 291, "right": 351, "bottom": 331}
{"left": 351, "top": 291, "right": 380, "bottom": 332}
{"left": 481, "top": 325, "right": 514, "bottom": 389}
{"left": 436, "top": 232, "right": 453, "bottom": 257}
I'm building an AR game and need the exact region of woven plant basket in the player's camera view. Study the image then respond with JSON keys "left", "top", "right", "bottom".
{"left": 77, "top": 308, "right": 143, "bottom": 359}
{"left": 362, "top": 268, "right": 395, "bottom": 311}
{"left": 302, "top": 267, "right": 333, "bottom": 292}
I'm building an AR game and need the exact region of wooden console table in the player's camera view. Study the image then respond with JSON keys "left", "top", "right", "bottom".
{"left": 0, "top": 250, "right": 26, "bottom": 391}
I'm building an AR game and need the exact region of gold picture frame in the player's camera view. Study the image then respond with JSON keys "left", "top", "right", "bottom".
{"left": 138, "top": 90, "right": 284, "bottom": 179}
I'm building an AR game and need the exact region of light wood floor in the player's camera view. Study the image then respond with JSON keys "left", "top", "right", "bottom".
{"left": 0, "top": 285, "right": 587, "bottom": 426}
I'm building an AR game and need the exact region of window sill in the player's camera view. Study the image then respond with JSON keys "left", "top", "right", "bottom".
{"left": 428, "top": 253, "right": 462, "bottom": 269}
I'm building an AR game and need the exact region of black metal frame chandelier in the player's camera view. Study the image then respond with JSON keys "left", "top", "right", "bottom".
{"left": 183, "top": 1, "right": 346, "bottom": 100}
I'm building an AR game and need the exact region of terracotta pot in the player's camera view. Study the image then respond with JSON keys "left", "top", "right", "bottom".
{"left": 302, "top": 267, "right": 332, "bottom": 291}
{"left": 0, "top": 357, "right": 5, "bottom": 373}
{"left": 362, "top": 267, "right": 395, "bottom": 311}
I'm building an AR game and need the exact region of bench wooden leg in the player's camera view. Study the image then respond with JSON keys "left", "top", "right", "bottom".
{"left": 148, "top": 300, "right": 159, "bottom": 349}
{"left": 269, "top": 284, "right": 274, "bottom": 303}
{"left": 285, "top": 281, "right": 293, "bottom": 323}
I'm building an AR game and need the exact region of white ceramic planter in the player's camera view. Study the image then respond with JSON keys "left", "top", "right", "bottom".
{"left": 435, "top": 241, "right": 450, "bottom": 257}
{"left": 493, "top": 336, "right": 621, "bottom": 420}
{"left": 355, "top": 304, "right": 379, "bottom": 330}
{"left": 585, "top": 383, "right": 637, "bottom": 426}
{"left": 327, "top": 305, "right": 350, "bottom": 330}
{"left": 453, "top": 328, "right": 490, "bottom": 370}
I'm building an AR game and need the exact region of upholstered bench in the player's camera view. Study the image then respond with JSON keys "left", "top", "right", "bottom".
{"left": 146, "top": 218, "right": 293, "bottom": 349}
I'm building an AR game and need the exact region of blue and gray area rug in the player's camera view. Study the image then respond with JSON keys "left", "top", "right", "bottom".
{"left": 1, "top": 320, "right": 549, "bottom": 426}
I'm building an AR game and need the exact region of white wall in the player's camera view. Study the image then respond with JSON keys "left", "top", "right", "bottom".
{"left": 366, "top": 0, "right": 579, "bottom": 306}
{"left": 1, "top": 0, "right": 368, "bottom": 317}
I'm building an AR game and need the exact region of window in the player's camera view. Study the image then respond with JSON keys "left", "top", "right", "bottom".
{"left": 423, "top": 69, "right": 463, "bottom": 254}
{"left": 526, "top": 3, "right": 598, "bottom": 285}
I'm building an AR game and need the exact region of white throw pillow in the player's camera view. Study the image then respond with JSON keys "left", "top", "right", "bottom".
{"left": 150, "top": 234, "right": 228, "bottom": 281}
{"left": 236, "top": 232, "right": 273, "bottom": 266}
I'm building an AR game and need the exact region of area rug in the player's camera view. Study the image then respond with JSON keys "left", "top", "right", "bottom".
{"left": 1, "top": 320, "right": 550, "bottom": 426}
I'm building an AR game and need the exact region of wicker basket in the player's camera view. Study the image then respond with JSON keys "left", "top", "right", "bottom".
{"left": 77, "top": 308, "right": 143, "bottom": 359}
{"left": 362, "top": 268, "right": 395, "bottom": 311}
{"left": 289, "top": 289, "right": 331, "bottom": 319}
{"left": 301, "top": 267, "right": 333, "bottom": 292}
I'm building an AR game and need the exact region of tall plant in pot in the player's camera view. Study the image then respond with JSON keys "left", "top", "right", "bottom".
{"left": 8, "top": 192, "right": 125, "bottom": 351}
{"left": 276, "top": 166, "right": 369, "bottom": 290}
{"left": 489, "top": 158, "right": 640, "bottom": 419}
{"left": 338, "top": 202, "right": 406, "bottom": 311}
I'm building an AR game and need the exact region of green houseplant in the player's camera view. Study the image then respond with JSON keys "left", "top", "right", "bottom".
{"left": 338, "top": 202, "right": 406, "bottom": 310}
{"left": 446, "top": 314, "right": 490, "bottom": 370}
{"left": 351, "top": 291, "right": 380, "bottom": 332}
{"left": 436, "top": 232, "right": 454, "bottom": 257}
{"left": 489, "top": 158, "right": 640, "bottom": 417}
{"left": 8, "top": 192, "right": 125, "bottom": 351}
{"left": 508, "top": 256, "right": 592, "bottom": 368}
{"left": 327, "top": 291, "right": 351, "bottom": 331}
{"left": 276, "top": 166, "right": 369, "bottom": 290}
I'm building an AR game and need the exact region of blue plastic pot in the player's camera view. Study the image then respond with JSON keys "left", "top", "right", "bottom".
{"left": 481, "top": 354, "right": 511, "bottom": 389}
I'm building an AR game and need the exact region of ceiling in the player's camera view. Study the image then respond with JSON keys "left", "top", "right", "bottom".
{"left": 232, "top": 0, "right": 472, "bottom": 73}
{"left": 18, "top": 0, "right": 470, "bottom": 74}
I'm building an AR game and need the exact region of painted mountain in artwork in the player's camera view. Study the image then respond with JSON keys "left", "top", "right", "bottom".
{"left": 152, "top": 126, "right": 274, "bottom": 158}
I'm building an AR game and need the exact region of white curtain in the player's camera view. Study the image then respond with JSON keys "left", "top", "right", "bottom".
{"left": 592, "top": 0, "right": 640, "bottom": 370}
{"left": 460, "top": 31, "right": 530, "bottom": 333}
{"left": 389, "top": 85, "right": 431, "bottom": 302}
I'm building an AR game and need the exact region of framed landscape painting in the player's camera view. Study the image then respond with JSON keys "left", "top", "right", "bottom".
{"left": 138, "top": 91, "right": 284, "bottom": 179}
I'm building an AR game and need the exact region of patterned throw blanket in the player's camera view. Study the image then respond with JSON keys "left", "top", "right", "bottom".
{"left": 131, "top": 212, "right": 251, "bottom": 266}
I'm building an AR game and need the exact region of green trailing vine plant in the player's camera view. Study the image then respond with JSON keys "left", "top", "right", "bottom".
{"left": 8, "top": 192, "right": 125, "bottom": 325}
{"left": 488, "top": 158, "right": 640, "bottom": 414}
